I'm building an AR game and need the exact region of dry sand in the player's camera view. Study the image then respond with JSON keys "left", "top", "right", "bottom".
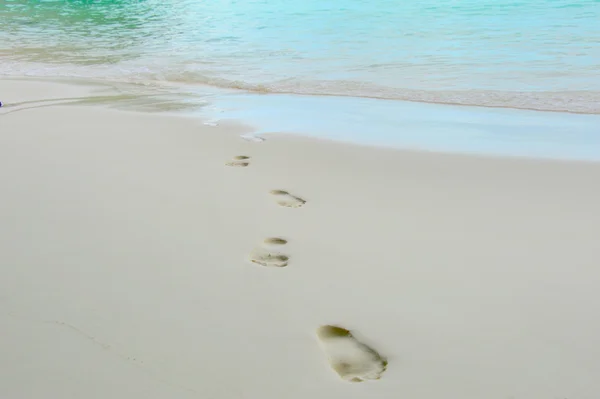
{"left": 1, "top": 79, "right": 600, "bottom": 399}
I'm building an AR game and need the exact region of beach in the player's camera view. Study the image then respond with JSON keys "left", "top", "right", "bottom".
{"left": 1, "top": 79, "right": 600, "bottom": 398}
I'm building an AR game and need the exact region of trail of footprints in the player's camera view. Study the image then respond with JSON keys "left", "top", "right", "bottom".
{"left": 225, "top": 151, "right": 386, "bottom": 382}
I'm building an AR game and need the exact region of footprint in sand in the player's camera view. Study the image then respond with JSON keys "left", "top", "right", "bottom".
{"left": 248, "top": 237, "right": 290, "bottom": 267}
{"left": 316, "top": 325, "right": 387, "bottom": 382}
{"left": 270, "top": 190, "right": 306, "bottom": 208}
{"left": 226, "top": 155, "right": 250, "bottom": 167}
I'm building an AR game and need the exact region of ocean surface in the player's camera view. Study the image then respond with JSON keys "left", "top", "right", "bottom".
{"left": 1, "top": 0, "right": 600, "bottom": 159}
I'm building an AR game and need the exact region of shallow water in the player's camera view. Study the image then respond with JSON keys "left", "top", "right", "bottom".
{"left": 195, "top": 92, "right": 600, "bottom": 161}
{"left": 2, "top": 0, "right": 600, "bottom": 112}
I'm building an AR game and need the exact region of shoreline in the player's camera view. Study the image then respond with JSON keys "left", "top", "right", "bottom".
{"left": 2, "top": 77, "right": 600, "bottom": 162}
{"left": 3, "top": 76, "right": 600, "bottom": 163}
{"left": 3, "top": 72, "right": 600, "bottom": 114}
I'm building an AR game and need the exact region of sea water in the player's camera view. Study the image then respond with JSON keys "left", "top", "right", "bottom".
{"left": 1, "top": 0, "right": 599, "bottom": 159}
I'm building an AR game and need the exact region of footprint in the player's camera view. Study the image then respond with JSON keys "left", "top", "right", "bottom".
{"left": 249, "top": 237, "right": 290, "bottom": 267}
{"left": 270, "top": 190, "right": 306, "bottom": 208}
{"left": 263, "top": 237, "right": 288, "bottom": 245}
{"left": 316, "top": 325, "right": 387, "bottom": 382}
{"left": 226, "top": 155, "right": 250, "bottom": 167}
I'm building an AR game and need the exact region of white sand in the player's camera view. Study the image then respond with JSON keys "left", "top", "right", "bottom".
{"left": 1, "top": 79, "right": 600, "bottom": 399}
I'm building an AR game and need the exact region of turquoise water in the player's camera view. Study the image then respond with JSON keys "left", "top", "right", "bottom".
{"left": 1, "top": 0, "right": 600, "bottom": 159}
{"left": 2, "top": 0, "right": 600, "bottom": 112}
